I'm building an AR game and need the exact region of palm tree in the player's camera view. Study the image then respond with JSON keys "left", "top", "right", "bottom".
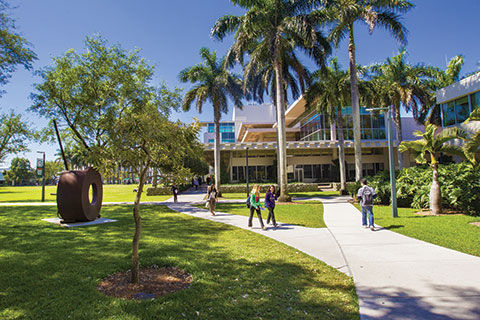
{"left": 212, "top": 0, "right": 331, "bottom": 201}
{"left": 399, "top": 123, "right": 466, "bottom": 214}
{"left": 322, "top": 0, "right": 413, "bottom": 181}
{"left": 305, "top": 58, "right": 350, "bottom": 193}
{"left": 463, "top": 108, "right": 480, "bottom": 166}
{"left": 179, "top": 48, "right": 243, "bottom": 194}
{"left": 368, "top": 48, "right": 432, "bottom": 169}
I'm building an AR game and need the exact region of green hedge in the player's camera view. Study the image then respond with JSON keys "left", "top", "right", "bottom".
{"left": 218, "top": 183, "right": 319, "bottom": 194}
{"left": 360, "top": 163, "right": 480, "bottom": 215}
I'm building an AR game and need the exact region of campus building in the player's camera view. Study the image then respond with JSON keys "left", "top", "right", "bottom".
{"left": 437, "top": 72, "right": 480, "bottom": 131}
{"left": 202, "top": 98, "right": 422, "bottom": 183}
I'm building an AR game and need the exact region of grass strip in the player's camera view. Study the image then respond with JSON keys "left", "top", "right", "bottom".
{"left": 354, "top": 204, "right": 480, "bottom": 257}
{"left": 196, "top": 202, "right": 326, "bottom": 228}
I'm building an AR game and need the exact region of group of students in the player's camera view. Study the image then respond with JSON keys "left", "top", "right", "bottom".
{"left": 205, "top": 183, "right": 279, "bottom": 230}
{"left": 248, "top": 184, "right": 279, "bottom": 230}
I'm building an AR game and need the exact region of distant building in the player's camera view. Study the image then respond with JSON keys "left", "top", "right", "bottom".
{"left": 202, "top": 97, "right": 423, "bottom": 183}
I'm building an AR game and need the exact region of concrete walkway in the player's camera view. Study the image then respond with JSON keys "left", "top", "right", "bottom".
{"left": 164, "top": 187, "right": 480, "bottom": 320}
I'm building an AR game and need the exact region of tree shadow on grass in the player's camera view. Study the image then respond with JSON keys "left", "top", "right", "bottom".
{"left": 0, "top": 205, "right": 359, "bottom": 320}
{"left": 358, "top": 284, "right": 480, "bottom": 320}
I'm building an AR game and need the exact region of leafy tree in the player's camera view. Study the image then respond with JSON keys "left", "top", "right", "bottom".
{"left": 0, "top": 111, "right": 34, "bottom": 162}
{"left": 0, "top": 0, "right": 37, "bottom": 95}
{"left": 30, "top": 35, "right": 163, "bottom": 169}
{"left": 103, "top": 92, "right": 202, "bottom": 284}
{"left": 399, "top": 123, "right": 466, "bottom": 214}
{"left": 30, "top": 35, "right": 196, "bottom": 285}
{"left": 44, "top": 160, "right": 63, "bottom": 182}
{"left": 305, "top": 58, "right": 349, "bottom": 192}
{"left": 322, "top": 0, "right": 413, "bottom": 180}
{"left": 366, "top": 48, "right": 432, "bottom": 168}
{"left": 212, "top": 0, "right": 331, "bottom": 201}
{"left": 179, "top": 47, "right": 243, "bottom": 195}
{"left": 4, "top": 157, "right": 33, "bottom": 185}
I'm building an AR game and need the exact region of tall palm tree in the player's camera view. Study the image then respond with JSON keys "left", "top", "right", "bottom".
{"left": 179, "top": 48, "right": 243, "bottom": 194}
{"left": 399, "top": 123, "right": 466, "bottom": 215}
{"left": 305, "top": 58, "right": 350, "bottom": 193}
{"left": 368, "top": 48, "right": 432, "bottom": 169}
{"left": 212, "top": 0, "right": 331, "bottom": 201}
{"left": 322, "top": 0, "right": 413, "bottom": 180}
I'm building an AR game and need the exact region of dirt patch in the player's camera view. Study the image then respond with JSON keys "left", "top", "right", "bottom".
{"left": 470, "top": 222, "right": 480, "bottom": 227}
{"left": 97, "top": 266, "right": 192, "bottom": 300}
{"left": 413, "top": 209, "right": 463, "bottom": 216}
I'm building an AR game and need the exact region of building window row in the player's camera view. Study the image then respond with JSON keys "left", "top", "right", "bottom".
{"left": 207, "top": 122, "right": 235, "bottom": 133}
{"left": 441, "top": 91, "right": 480, "bottom": 127}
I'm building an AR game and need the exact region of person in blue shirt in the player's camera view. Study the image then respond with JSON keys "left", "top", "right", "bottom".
{"left": 265, "top": 185, "right": 278, "bottom": 227}
{"left": 248, "top": 184, "right": 266, "bottom": 230}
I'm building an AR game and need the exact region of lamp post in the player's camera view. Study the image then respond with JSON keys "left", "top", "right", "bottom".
{"left": 37, "top": 151, "right": 46, "bottom": 202}
{"left": 246, "top": 147, "right": 249, "bottom": 196}
{"left": 366, "top": 106, "right": 398, "bottom": 218}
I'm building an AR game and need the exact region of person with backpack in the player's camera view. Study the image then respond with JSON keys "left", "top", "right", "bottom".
{"left": 265, "top": 185, "right": 278, "bottom": 227}
{"left": 248, "top": 184, "right": 266, "bottom": 230}
{"left": 357, "top": 178, "right": 377, "bottom": 231}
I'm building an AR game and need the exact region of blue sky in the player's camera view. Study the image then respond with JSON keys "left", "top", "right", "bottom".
{"left": 1, "top": 0, "right": 479, "bottom": 167}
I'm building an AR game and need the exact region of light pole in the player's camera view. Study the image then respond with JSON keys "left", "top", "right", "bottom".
{"left": 37, "top": 151, "right": 46, "bottom": 202}
{"left": 246, "top": 147, "right": 249, "bottom": 196}
{"left": 366, "top": 106, "right": 398, "bottom": 218}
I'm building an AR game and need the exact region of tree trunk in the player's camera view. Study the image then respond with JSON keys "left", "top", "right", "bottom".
{"left": 348, "top": 25, "right": 363, "bottom": 182}
{"left": 393, "top": 104, "right": 404, "bottom": 169}
{"left": 152, "top": 168, "right": 158, "bottom": 188}
{"left": 337, "top": 108, "right": 347, "bottom": 193}
{"left": 274, "top": 47, "right": 290, "bottom": 202}
{"left": 214, "top": 107, "right": 221, "bottom": 195}
{"left": 131, "top": 158, "right": 151, "bottom": 284}
{"left": 429, "top": 163, "right": 442, "bottom": 215}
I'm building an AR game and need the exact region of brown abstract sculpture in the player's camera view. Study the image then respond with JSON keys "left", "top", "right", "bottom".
{"left": 57, "top": 167, "right": 103, "bottom": 222}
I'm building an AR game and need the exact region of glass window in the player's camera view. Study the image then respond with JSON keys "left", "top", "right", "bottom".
{"left": 304, "top": 165, "right": 313, "bottom": 179}
{"left": 455, "top": 96, "right": 470, "bottom": 123}
{"left": 208, "top": 139, "right": 214, "bottom": 143}
{"left": 442, "top": 102, "right": 456, "bottom": 126}
{"left": 470, "top": 91, "right": 480, "bottom": 110}
{"left": 221, "top": 132, "right": 235, "bottom": 143}
{"left": 208, "top": 123, "right": 214, "bottom": 133}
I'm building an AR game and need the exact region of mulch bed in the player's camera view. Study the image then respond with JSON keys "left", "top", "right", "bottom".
{"left": 97, "top": 266, "right": 192, "bottom": 300}
{"left": 413, "top": 209, "right": 463, "bottom": 216}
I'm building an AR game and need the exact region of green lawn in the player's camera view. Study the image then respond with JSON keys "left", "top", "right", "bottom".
{"left": 197, "top": 202, "right": 326, "bottom": 228}
{"left": 221, "top": 191, "right": 339, "bottom": 200}
{"left": 0, "top": 184, "right": 171, "bottom": 203}
{"left": 0, "top": 205, "right": 358, "bottom": 319}
{"left": 354, "top": 204, "right": 480, "bottom": 257}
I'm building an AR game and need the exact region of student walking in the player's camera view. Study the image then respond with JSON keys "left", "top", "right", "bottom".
{"left": 193, "top": 178, "right": 199, "bottom": 190}
{"left": 248, "top": 184, "right": 266, "bottom": 230}
{"left": 265, "top": 185, "right": 278, "bottom": 227}
{"left": 171, "top": 184, "right": 178, "bottom": 203}
{"left": 207, "top": 185, "right": 218, "bottom": 216}
{"left": 357, "top": 178, "right": 377, "bottom": 231}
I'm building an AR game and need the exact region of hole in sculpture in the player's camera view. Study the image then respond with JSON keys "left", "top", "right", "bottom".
{"left": 89, "top": 183, "right": 97, "bottom": 205}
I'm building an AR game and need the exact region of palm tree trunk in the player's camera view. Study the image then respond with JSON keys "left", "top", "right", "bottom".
{"left": 274, "top": 49, "right": 290, "bottom": 202}
{"left": 348, "top": 25, "right": 363, "bottom": 182}
{"left": 131, "top": 157, "right": 151, "bottom": 284}
{"left": 337, "top": 108, "right": 347, "bottom": 193}
{"left": 429, "top": 162, "right": 442, "bottom": 215}
{"left": 393, "top": 104, "right": 404, "bottom": 169}
{"left": 214, "top": 107, "right": 221, "bottom": 194}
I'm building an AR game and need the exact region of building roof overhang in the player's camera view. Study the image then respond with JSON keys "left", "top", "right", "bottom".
{"left": 203, "top": 140, "right": 396, "bottom": 151}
